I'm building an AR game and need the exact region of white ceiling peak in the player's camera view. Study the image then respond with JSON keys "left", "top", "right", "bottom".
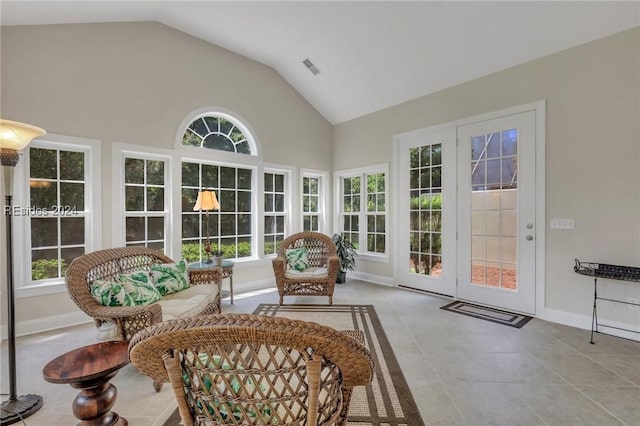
{"left": 2, "top": 1, "right": 639, "bottom": 124}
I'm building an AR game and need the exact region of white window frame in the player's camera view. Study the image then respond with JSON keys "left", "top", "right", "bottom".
{"left": 112, "top": 143, "right": 173, "bottom": 256}
{"left": 14, "top": 134, "right": 101, "bottom": 297}
{"left": 300, "top": 169, "right": 329, "bottom": 234}
{"left": 334, "top": 163, "right": 389, "bottom": 262}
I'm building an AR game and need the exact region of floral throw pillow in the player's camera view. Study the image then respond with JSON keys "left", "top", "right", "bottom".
{"left": 90, "top": 279, "right": 135, "bottom": 307}
{"left": 150, "top": 260, "right": 190, "bottom": 296}
{"left": 117, "top": 271, "right": 162, "bottom": 305}
{"left": 89, "top": 270, "right": 161, "bottom": 307}
{"left": 285, "top": 248, "right": 309, "bottom": 272}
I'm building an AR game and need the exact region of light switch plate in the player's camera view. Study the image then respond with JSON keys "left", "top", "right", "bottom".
{"left": 550, "top": 218, "right": 574, "bottom": 229}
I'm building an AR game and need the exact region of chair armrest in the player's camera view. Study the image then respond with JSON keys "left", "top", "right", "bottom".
{"left": 272, "top": 257, "right": 286, "bottom": 271}
{"left": 327, "top": 255, "right": 340, "bottom": 279}
{"left": 272, "top": 257, "right": 287, "bottom": 290}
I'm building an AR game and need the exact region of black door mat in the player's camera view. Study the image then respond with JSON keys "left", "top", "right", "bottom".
{"left": 440, "top": 301, "right": 533, "bottom": 328}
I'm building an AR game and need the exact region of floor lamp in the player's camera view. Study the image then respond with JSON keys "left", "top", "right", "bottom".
{"left": 193, "top": 190, "right": 220, "bottom": 263}
{"left": 0, "top": 119, "right": 46, "bottom": 425}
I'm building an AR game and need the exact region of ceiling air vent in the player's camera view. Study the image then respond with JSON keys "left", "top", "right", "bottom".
{"left": 302, "top": 58, "right": 320, "bottom": 75}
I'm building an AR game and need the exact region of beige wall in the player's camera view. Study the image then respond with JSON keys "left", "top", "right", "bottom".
{"left": 0, "top": 22, "right": 332, "bottom": 329}
{"left": 1, "top": 21, "right": 638, "bottom": 334}
{"left": 334, "top": 27, "right": 640, "bottom": 325}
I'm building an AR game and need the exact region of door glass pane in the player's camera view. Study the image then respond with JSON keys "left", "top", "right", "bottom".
{"left": 470, "top": 129, "right": 518, "bottom": 290}
{"left": 408, "top": 143, "right": 442, "bottom": 277}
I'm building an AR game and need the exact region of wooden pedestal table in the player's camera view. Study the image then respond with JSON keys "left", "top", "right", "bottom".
{"left": 42, "top": 340, "right": 130, "bottom": 426}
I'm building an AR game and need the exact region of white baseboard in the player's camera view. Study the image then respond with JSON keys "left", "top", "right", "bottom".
{"left": 4, "top": 280, "right": 638, "bottom": 343}
{"left": 350, "top": 271, "right": 395, "bottom": 286}
{"left": 544, "top": 307, "right": 640, "bottom": 342}
{"left": 1, "top": 311, "right": 91, "bottom": 339}
{"left": 230, "top": 278, "right": 275, "bottom": 294}
{"left": 543, "top": 308, "right": 592, "bottom": 330}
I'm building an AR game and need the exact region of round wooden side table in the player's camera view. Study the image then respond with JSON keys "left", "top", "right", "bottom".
{"left": 42, "top": 340, "right": 130, "bottom": 426}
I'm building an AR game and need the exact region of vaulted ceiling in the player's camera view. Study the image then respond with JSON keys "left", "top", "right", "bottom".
{"left": 2, "top": 1, "right": 639, "bottom": 124}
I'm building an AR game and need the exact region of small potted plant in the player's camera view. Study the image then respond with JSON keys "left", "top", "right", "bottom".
{"left": 211, "top": 249, "right": 224, "bottom": 266}
{"left": 332, "top": 233, "right": 357, "bottom": 284}
{"left": 209, "top": 244, "right": 226, "bottom": 266}
{"left": 203, "top": 240, "right": 224, "bottom": 266}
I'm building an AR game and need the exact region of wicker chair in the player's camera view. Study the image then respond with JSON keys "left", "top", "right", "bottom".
{"left": 272, "top": 232, "right": 340, "bottom": 305}
{"left": 65, "top": 247, "right": 221, "bottom": 341}
{"left": 129, "top": 314, "right": 374, "bottom": 426}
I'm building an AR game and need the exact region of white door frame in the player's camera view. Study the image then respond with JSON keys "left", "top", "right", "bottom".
{"left": 393, "top": 100, "right": 546, "bottom": 317}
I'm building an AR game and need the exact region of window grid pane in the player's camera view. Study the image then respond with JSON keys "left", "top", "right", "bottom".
{"left": 470, "top": 129, "right": 518, "bottom": 291}
{"left": 340, "top": 171, "right": 386, "bottom": 255}
{"left": 124, "top": 157, "right": 167, "bottom": 252}
{"left": 409, "top": 144, "right": 442, "bottom": 276}
{"left": 182, "top": 162, "right": 253, "bottom": 261}
{"left": 302, "top": 176, "right": 321, "bottom": 232}
{"left": 366, "top": 172, "right": 386, "bottom": 254}
{"left": 182, "top": 114, "right": 253, "bottom": 156}
{"left": 264, "top": 172, "right": 287, "bottom": 255}
{"left": 29, "top": 147, "right": 86, "bottom": 282}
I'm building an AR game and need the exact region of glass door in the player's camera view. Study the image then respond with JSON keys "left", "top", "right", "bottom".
{"left": 457, "top": 111, "right": 536, "bottom": 314}
{"left": 396, "top": 125, "right": 456, "bottom": 296}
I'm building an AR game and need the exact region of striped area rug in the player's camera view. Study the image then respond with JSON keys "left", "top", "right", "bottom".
{"left": 163, "top": 304, "right": 424, "bottom": 426}
{"left": 440, "top": 300, "right": 533, "bottom": 328}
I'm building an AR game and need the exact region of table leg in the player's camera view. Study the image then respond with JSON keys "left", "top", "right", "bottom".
{"left": 230, "top": 274, "right": 234, "bottom": 304}
{"left": 71, "top": 372, "right": 127, "bottom": 426}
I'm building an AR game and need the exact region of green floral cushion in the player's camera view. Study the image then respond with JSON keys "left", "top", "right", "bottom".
{"left": 90, "top": 279, "right": 135, "bottom": 307}
{"left": 150, "top": 260, "right": 190, "bottom": 296}
{"left": 285, "top": 248, "right": 309, "bottom": 272}
{"left": 90, "top": 270, "right": 161, "bottom": 307}
{"left": 117, "top": 272, "right": 162, "bottom": 305}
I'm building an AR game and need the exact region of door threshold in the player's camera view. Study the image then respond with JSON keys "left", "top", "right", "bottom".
{"left": 398, "top": 285, "right": 454, "bottom": 300}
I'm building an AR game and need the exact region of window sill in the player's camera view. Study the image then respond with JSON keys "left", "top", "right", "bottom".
{"left": 16, "top": 282, "right": 67, "bottom": 299}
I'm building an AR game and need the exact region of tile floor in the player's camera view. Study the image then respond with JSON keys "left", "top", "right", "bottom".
{"left": 2, "top": 280, "right": 640, "bottom": 425}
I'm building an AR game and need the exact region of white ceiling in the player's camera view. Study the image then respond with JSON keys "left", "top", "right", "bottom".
{"left": 2, "top": 1, "right": 639, "bottom": 124}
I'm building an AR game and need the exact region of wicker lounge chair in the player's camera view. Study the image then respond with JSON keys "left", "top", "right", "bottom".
{"left": 66, "top": 247, "right": 222, "bottom": 342}
{"left": 129, "top": 314, "right": 374, "bottom": 426}
{"left": 272, "top": 232, "right": 340, "bottom": 305}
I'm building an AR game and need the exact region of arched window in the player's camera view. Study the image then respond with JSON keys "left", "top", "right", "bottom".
{"left": 182, "top": 114, "right": 254, "bottom": 155}
{"left": 179, "top": 110, "right": 271, "bottom": 263}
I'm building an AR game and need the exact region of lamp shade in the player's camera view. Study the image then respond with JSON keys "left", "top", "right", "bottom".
{"left": 0, "top": 119, "right": 46, "bottom": 151}
{"left": 193, "top": 190, "right": 220, "bottom": 211}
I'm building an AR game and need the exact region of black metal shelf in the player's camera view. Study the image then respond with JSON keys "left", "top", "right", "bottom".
{"left": 574, "top": 259, "right": 640, "bottom": 343}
